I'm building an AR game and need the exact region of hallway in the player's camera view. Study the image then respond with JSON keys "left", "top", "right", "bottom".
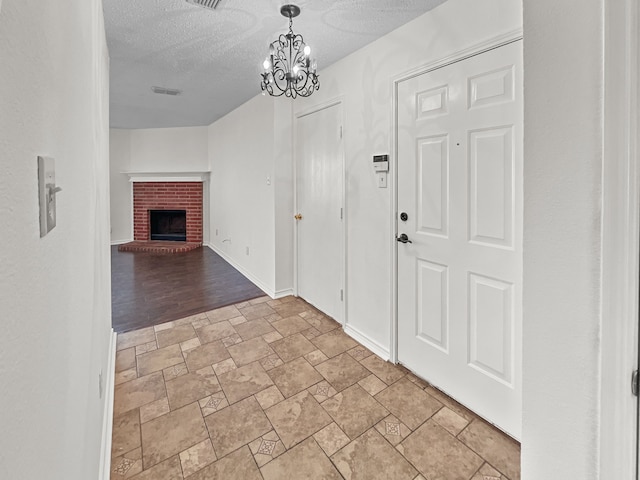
{"left": 111, "top": 296, "right": 520, "bottom": 479}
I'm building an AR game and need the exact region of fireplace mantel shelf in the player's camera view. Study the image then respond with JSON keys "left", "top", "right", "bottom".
{"left": 124, "top": 171, "right": 211, "bottom": 183}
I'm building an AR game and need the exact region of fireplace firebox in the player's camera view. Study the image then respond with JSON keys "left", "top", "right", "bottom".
{"left": 149, "top": 210, "right": 187, "bottom": 242}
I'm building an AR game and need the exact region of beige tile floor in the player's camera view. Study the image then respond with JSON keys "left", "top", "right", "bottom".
{"left": 111, "top": 296, "right": 521, "bottom": 480}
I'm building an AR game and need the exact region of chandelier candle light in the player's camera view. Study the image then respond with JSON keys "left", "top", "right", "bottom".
{"left": 260, "top": 4, "right": 319, "bottom": 98}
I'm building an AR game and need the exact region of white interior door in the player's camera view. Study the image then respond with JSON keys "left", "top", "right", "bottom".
{"left": 296, "top": 103, "right": 344, "bottom": 322}
{"left": 397, "top": 41, "right": 523, "bottom": 438}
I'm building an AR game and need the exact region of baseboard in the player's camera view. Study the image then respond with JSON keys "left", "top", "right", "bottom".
{"left": 344, "top": 324, "right": 390, "bottom": 361}
{"left": 111, "top": 239, "right": 132, "bottom": 246}
{"left": 273, "top": 288, "right": 294, "bottom": 299}
{"left": 98, "top": 329, "right": 117, "bottom": 480}
{"left": 206, "top": 244, "right": 276, "bottom": 298}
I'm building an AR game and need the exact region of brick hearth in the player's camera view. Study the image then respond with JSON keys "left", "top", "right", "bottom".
{"left": 117, "top": 240, "right": 202, "bottom": 254}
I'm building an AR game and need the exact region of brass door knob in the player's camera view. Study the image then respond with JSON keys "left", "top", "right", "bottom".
{"left": 294, "top": 214, "right": 303, "bottom": 220}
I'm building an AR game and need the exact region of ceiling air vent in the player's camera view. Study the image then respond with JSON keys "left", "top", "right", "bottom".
{"left": 151, "top": 86, "right": 182, "bottom": 96}
{"left": 185, "top": 0, "right": 222, "bottom": 10}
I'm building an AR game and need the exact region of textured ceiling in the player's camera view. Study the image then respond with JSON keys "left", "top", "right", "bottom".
{"left": 104, "top": 0, "right": 447, "bottom": 129}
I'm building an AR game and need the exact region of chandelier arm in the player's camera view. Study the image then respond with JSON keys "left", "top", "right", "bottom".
{"left": 261, "top": 74, "right": 288, "bottom": 97}
{"left": 273, "top": 63, "right": 292, "bottom": 95}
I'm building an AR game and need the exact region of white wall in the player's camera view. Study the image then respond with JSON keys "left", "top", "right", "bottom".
{"left": 296, "top": 0, "right": 521, "bottom": 352}
{"left": 208, "top": 95, "right": 280, "bottom": 294}
{"left": 208, "top": 0, "right": 521, "bottom": 346}
{"left": 599, "top": 0, "right": 639, "bottom": 477}
{"left": 110, "top": 129, "right": 132, "bottom": 243}
{"left": 521, "top": 0, "right": 604, "bottom": 477}
{"left": 0, "top": 0, "right": 112, "bottom": 478}
{"left": 272, "top": 100, "right": 295, "bottom": 295}
{"left": 129, "top": 126, "right": 208, "bottom": 172}
{"left": 109, "top": 126, "right": 209, "bottom": 243}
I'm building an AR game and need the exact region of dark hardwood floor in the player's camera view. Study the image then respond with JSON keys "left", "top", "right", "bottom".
{"left": 111, "top": 245, "right": 265, "bottom": 333}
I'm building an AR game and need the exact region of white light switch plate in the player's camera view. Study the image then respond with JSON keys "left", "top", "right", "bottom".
{"left": 38, "top": 156, "right": 59, "bottom": 237}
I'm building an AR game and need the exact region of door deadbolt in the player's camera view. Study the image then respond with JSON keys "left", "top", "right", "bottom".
{"left": 400, "top": 212, "right": 408, "bottom": 222}
{"left": 294, "top": 214, "right": 302, "bottom": 220}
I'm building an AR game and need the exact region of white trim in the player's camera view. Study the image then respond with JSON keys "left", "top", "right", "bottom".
{"left": 340, "top": 99, "right": 348, "bottom": 329}
{"left": 344, "top": 324, "right": 390, "bottom": 361}
{"left": 98, "top": 329, "right": 117, "bottom": 480}
{"left": 600, "top": 0, "right": 639, "bottom": 477}
{"left": 128, "top": 176, "right": 205, "bottom": 183}
{"left": 273, "top": 288, "right": 294, "bottom": 299}
{"left": 390, "top": 28, "right": 524, "bottom": 365}
{"left": 293, "top": 96, "right": 347, "bottom": 327}
{"left": 110, "top": 239, "right": 132, "bottom": 246}
{"left": 292, "top": 105, "right": 299, "bottom": 298}
{"left": 130, "top": 181, "right": 134, "bottom": 241}
{"left": 124, "top": 171, "right": 211, "bottom": 183}
{"left": 202, "top": 175, "right": 211, "bottom": 246}
{"left": 391, "top": 28, "right": 523, "bottom": 86}
{"left": 390, "top": 73, "right": 399, "bottom": 364}
{"left": 294, "top": 98, "right": 343, "bottom": 119}
{"left": 206, "top": 244, "right": 274, "bottom": 298}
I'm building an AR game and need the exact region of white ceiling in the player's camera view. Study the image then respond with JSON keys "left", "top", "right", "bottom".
{"left": 104, "top": 0, "right": 446, "bottom": 129}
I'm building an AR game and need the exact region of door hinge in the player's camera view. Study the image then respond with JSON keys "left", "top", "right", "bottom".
{"left": 339, "top": 126, "right": 343, "bottom": 139}
{"left": 340, "top": 289, "right": 344, "bottom": 301}
{"left": 340, "top": 207, "right": 343, "bottom": 220}
{"left": 632, "top": 370, "right": 639, "bottom": 396}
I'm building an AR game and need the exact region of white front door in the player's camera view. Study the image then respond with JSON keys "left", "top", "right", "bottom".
{"left": 295, "top": 102, "right": 344, "bottom": 322}
{"left": 397, "top": 41, "right": 523, "bottom": 438}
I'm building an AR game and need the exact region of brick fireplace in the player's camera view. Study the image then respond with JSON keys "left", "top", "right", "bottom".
{"left": 133, "top": 182, "right": 203, "bottom": 243}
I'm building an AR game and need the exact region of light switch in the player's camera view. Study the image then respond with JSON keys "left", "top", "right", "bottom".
{"left": 38, "top": 156, "right": 61, "bottom": 237}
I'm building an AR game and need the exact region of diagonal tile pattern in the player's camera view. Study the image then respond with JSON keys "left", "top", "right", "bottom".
{"left": 111, "top": 296, "right": 521, "bottom": 480}
{"left": 217, "top": 361, "right": 274, "bottom": 404}
{"left": 205, "top": 396, "right": 272, "bottom": 458}
{"left": 375, "top": 376, "right": 443, "bottom": 430}
{"left": 136, "top": 344, "right": 183, "bottom": 376}
{"left": 397, "top": 419, "right": 484, "bottom": 480}
{"left": 270, "top": 332, "right": 316, "bottom": 363}
{"left": 321, "top": 384, "right": 389, "bottom": 439}
{"left": 140, "top": 402, "right": 208, "bottom": 469}
{"left": 226, "top": 336, "right": 274, "bottom": 366}
{"left": 267, "top": 357, "right": 323, "bottom": 398}
{"left": 315, "top": 352, "right": 371, "bottom": 392}
{"left": 331, "top": 428, "right": 418, "bottom": 480}
{"left": 165, "top": 368, "right": 221, "bottom": 410}
{"left": 266, "top": 390, "right": 332, "bottom": 449}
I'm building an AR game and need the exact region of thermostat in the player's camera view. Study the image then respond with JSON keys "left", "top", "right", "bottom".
{"left": 373, "top": 154, "right": 389, "bottom": 172}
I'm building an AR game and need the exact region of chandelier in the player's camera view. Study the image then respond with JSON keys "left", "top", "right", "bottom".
{"left": 260, "top": 4, "right": 319, "bottom": 98}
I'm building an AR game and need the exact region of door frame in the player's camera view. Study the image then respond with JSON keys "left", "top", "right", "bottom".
{"left": 600, "top": 0, "right": 640, "bottom": 477}
{"left": 390, "top": 29, "right": 523, "bottom": 364}
{"left": 293, "top": 97, "right": 347, "bottom": 326}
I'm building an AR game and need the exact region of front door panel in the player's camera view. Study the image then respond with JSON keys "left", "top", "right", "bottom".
{"left": 397, "top": 41, "right": 523, "bottom": 438}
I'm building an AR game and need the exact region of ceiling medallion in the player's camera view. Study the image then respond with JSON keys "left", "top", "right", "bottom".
{"left": 260, "top": 4, "right": 319, "bottom": 98}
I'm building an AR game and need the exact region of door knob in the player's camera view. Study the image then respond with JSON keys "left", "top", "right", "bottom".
{"left": 294, "top": 214, "right": 303, "bottom": 220}
{"left": 396, "top": 233, "right": 412, "bottom": 244}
